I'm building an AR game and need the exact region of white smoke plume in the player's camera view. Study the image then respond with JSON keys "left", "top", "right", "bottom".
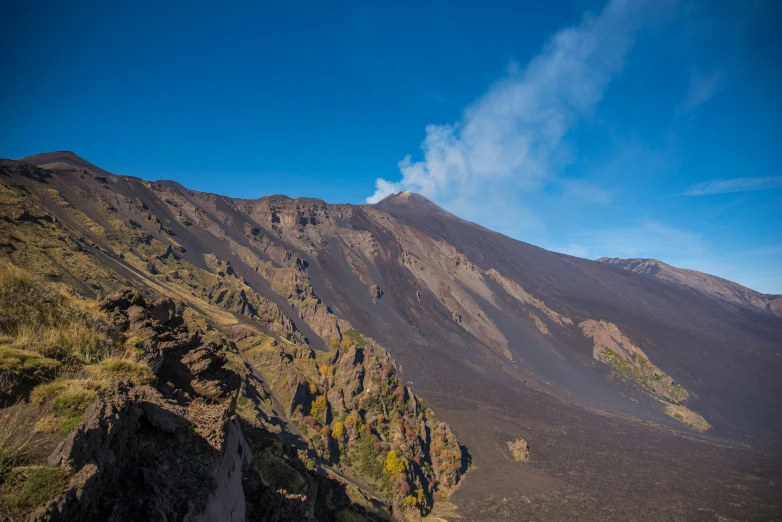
{"left": 367, "top": 0, "right": 671, "bottom": 213}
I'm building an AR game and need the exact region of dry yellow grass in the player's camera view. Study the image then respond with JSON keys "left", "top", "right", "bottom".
{"left": 0, "top": 404, "right": 37, "bottom": 483}
{"left": 85, "top": 355, "right": 154, "bottom": 386}
{"left": 110, "top": 252, "right": 239, "bottom": 327}
{"left": 0, "top": 347, "right": 60, "bottom": 374}
{"left": 30, "top": 378, "right": 103, "bottom": 412}
{"left": 32, "top": 414, "right": 62, "bottom": 435}
{"left": 664, "top": 402, "right": 712, "bottom": 432}
{"left": 0, "top": 261, "right": 69, "bottom": 330}
{"left": 0, "top": 260, "right": 118, "bottom": 362}
{"left": 0, "top": 347, "right": 60, "bottom": 395}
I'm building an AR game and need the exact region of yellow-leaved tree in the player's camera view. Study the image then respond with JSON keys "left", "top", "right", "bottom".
{"left": 384, "top": 449, "right": 407, "bottom": 477}
{"left": 310, "top": 395, "right": 328, "bottom": 419}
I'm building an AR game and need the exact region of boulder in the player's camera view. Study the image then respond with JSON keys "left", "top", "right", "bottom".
{"left": 34, "top": 382, "right": 249, "bottom": 522}
{"left": 149, "top": 297, "right": 176, "bottom": 324}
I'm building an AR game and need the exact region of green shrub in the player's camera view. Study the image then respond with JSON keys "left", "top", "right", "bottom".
{"left": 29, "top": 380, "right": 67, "bottom": 405}
{"left": 122, "top": 336, "right": 148, "bottom": 352}
{"left": 339, "top": 510, "right": 366, "bottom": 522}
{"left": 0, "top": 347, "right": 60, "bottom": 379}
{"left": 340, "top": 329, "right": 366, "bottom": 349}
{"left": 2, "top": 466, "right": 67, "bottom": 509}
{"left": 33, "top": 344, "right": 83, "bottom": 371}
{"left": 51, "top": 389, "right": 96, "bottom": 412}
{"left": 256, "top": 454, "right": 308, "bottom": 495}
{"left": 354, "top": 430, "right": 384, "bottom": 483}
{"left": 57, "top": 414, "right": 83, "bottom": 434}
{"left": 30, "top": 379, "right": 102, "bottom": 413}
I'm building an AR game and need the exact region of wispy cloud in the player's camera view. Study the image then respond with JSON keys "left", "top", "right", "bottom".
{"left": 677, "top": 69, "right": 725, "bottom": 116}
{"left": 561, "top": 179, "right": 613, "bottom": 204}
{"left": 681, "top": 176, "right": 782, "bottom": 196}
{"left": 366, "top": 0, "right": 674, "bottom": 205}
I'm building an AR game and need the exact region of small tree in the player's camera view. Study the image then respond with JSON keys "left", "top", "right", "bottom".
{"left": 384, "top": 449, "right": 407, "bottom": 477}
{"left": 332, "top": 421, "right": 345, "bottom": 439}
{"left": 310, "top": 395, "right": 328, "bottom": 420}
{"left": 404, "top": 489, "right": 424, "bottom": 510}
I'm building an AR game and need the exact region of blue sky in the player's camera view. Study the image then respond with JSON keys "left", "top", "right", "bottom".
{"left": 1, "top": 1, "right": 780, "bottom": 293}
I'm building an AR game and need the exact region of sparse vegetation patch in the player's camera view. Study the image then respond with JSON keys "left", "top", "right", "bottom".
{"left": 2, "top": 466, "right": 67, "bottom": 509}
{"left": 580, "top": 319, "right": 710, "bottom": 431}
{"left": 85, "top": 357, "right": 154, "bottom": 386}
{"left": 507, "top": 439, "right": 530, "bottom": 461}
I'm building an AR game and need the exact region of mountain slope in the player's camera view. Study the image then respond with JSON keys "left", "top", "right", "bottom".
{"left": 599, "top": 256, "right": 782, "bottom": 317}
{"left": 2, "top": 153, "right": 781, "bottom": 521}
{"left": 0, "top": 158, "right": 464, "bottom": 520}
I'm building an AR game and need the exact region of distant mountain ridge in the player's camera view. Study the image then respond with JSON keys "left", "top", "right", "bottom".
{"left": 598, "top": 257, "right": 782, "bottom": 318}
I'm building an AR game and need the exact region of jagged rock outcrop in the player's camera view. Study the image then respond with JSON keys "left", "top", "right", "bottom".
{"left": 25, "top": 288, "right": 251, "bottom": 521}
{"left": 100, "top": 289, "right": 240, "bottom": 400}
{"left": 197, "top": 420, "right": 251, "bottom": 522}
{"left": 33, "top": 383, "right": 250, "bottom": 522}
